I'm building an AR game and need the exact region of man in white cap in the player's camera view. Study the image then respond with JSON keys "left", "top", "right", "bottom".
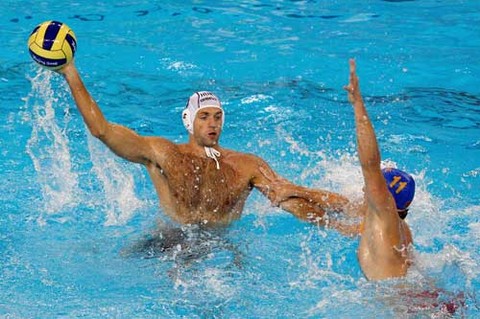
{"left": 59, "top": 63, "right": 347, "bottom": 227}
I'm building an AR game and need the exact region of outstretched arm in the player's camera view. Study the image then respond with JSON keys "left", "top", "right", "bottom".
{"left": 59, "top": 62, "right": 166, "bottom": 165}
{"left": 250, "top": 157, "right": 352, "bottom": 226}
{"left": 344, "top": 60, "right": 399, "bottom": 229}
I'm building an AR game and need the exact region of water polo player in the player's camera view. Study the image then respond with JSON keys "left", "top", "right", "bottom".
{"left": 345, "top": 59, "right": 416, "bottom": 280}
{"left": 58, "top": 61, "right": 348, "bottom": 227}
{"left": 266, "top": 60, "right": 417, "bottom": 280}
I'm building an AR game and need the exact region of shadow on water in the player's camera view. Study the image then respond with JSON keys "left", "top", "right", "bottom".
{"left": 121, "top": 223, "right": 244, "bottom": 269}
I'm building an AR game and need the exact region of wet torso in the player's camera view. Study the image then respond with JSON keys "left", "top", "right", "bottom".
{"left": 357, "top": 206, "right": 413, "bottom": 280}
{"left": 145, "top": 144, "right": 255, "bottom": 226}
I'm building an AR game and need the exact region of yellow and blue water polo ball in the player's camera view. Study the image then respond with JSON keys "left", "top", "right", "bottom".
{"left": 28, "top": 20, "right": 77, "bottom": 70}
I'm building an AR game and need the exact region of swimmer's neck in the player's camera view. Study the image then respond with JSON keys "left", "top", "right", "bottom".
{"left": 183, "top": 136, "right": 222, "bottom": 157}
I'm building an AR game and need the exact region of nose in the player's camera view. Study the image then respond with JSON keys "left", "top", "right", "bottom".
{"left": 208, "top": 117, "right": 219, "bottom": 128}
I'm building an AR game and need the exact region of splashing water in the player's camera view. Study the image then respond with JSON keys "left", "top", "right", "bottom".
{"left": 87, "top": 135, "right": 145, "bottom": 226}
{"left": 25, "top": 68, "right": 80, "bottom": 219}
{"left": 24, "top": 67, "right": 144, "bottom": 226}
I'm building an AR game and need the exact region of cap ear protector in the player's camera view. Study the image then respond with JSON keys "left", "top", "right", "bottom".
{"left": 182, "top": 106, "right": 193, "bottom": 134}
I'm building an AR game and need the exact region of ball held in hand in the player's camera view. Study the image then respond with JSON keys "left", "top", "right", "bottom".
{"left": 28, "top": 20, "right": 77, "bottom": 70}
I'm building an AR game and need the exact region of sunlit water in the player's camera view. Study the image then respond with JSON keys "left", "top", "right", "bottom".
{"left": 1, "top": 1, "right": 479, "bottom": 318}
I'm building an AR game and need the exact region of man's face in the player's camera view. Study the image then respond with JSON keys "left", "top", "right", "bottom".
{"left": 193, "top": 107, "right": 223, "bottom": 147}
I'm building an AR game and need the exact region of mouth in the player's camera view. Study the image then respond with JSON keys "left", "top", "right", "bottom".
{"left": 208, "top": 132, "right": 217, "bottom": 138}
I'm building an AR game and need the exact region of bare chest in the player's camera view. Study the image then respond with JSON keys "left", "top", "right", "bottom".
{"left": 157, "top": 153, "right": 253, "bottom": 222}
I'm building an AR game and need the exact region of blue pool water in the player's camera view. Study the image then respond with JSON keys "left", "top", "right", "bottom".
{"left": 1, "top": 0, "right": 479, "bottom": 317}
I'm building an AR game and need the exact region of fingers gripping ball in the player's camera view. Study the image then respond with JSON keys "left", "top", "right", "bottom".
{"left": 28, "top": 21, "right": 77, "bottom": 70}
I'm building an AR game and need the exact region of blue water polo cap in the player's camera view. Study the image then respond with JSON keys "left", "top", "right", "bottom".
{"left": 382, "top": 168, "right": 415, "bottom": 210}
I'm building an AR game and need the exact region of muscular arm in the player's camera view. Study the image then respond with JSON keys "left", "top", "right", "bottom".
{"left": 249, "top": 155, "right": 351, "bottom": 226}
{"left": 60, "top": 62, "right": 168, "bottom": 165}
{"left": 345, "top": 60, "right": 399, "bottom": 233}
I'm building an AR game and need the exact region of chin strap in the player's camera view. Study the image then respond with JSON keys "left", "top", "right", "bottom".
{"left": 204, "top": 147, "right": 221, "bottom": 170}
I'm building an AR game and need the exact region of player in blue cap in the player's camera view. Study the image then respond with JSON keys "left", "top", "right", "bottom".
{"left": 382, "top": 167, "right": 415, "bottom": 219}
{"left": 344, "top": 59, "right": 416, "bottom": 280}
{"left": 265, "top": 60, "right": 416, "bottom": 280}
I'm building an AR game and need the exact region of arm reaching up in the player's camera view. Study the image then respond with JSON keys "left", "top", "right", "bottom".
{"left": 344, "top": 59, "right": 399, "bottom": 232}
{"left": 59, "top": 62, "right": 171, "bottom": 165}
{"left": 345, "top": 59, "right": 414, "bottom": 280}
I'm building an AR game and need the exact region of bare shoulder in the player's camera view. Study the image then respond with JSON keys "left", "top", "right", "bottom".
{"left": 222, "top": 150, "right": 267, "bottom": 180}
{"left": 140, "top": 136, "right": 179, "bottom": 164}
{"left": 223, "top": 149, "right": 259, "bottom": 160}
{"left": 223, "top": 149, "right": 266, "bottom": 169}
{"left": 146, "top": 136, "right": 178, "bottom": 150}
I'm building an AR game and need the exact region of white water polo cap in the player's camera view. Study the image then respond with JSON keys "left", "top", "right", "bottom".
{"left": 182, "top": 91, "right": 224, "bottom": 134}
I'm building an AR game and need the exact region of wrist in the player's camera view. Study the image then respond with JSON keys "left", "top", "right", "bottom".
{"left": 59, "top": 62, "right": 76, "bottom": 77}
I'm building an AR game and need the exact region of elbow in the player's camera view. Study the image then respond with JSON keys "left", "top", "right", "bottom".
{"left": 88, "top": 123, "right": 109, "bottom": 140}
{"left": 360, "top": 154, "right": 381, "bottom": 169}
{"left": 360, "top": 160, "right": 380, "bottom": 170}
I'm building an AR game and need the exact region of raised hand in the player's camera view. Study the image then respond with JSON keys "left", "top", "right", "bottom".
{"left": 343, "top": 59, "right": 363, "bottom": 105}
